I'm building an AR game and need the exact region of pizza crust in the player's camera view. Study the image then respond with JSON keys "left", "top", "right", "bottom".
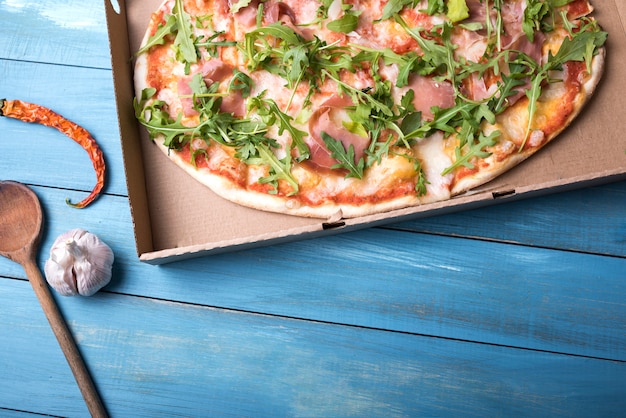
{"left": 450, "top": 49, "right": 606, "bottom": 197}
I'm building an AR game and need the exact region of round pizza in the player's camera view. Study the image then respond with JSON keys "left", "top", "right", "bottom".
{"left": 134, "top": 0, "right": 607, "bottom": 218}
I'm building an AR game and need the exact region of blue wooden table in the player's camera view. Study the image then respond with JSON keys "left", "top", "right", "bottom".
{"left": 1, "top": 1, "right": 625, "bottom": 416}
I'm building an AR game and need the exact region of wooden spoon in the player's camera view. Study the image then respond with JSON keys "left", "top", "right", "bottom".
{"left": 0, "top": 181, "right": 108, "bottom": 418}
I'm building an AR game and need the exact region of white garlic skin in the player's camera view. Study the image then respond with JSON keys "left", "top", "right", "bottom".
{"left": 44, "top": 228, "right": 114, "bottom": 296}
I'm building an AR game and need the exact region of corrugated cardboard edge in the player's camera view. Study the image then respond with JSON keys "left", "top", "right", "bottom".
{"left": 138, "top": 167, "right": 625, "bottom": 264}
{"left": 107, "top": 0, "right": 626, "bottom": 264}
{"left": 105, "top": 0, "right": 154, "bottom": 257}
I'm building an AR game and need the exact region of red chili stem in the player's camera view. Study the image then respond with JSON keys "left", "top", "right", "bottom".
{"left": 0, "top": 99, "right": 105, "bottom": 208}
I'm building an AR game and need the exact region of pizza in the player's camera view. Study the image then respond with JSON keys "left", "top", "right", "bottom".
{"left": 133, "top": 0, "right": 607, "bottom": 219}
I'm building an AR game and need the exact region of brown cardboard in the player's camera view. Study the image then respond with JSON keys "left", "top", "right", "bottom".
{"left": 105, "top": 0, "right": 626, "bottom": 264}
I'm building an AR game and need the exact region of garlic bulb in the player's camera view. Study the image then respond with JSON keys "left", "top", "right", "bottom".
{"left": 44, "top": 228, "right": 114, "bottom": 296}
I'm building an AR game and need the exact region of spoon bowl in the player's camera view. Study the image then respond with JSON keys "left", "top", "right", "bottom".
{"left": 0, "top": 181, "right": 107, "bottom": 417}
{"left": 0, "top": 181, "right": 43, "bottom": 257}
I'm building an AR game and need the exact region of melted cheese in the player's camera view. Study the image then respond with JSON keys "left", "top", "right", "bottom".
{"left": 414, "top": 133, "right": 454, "bottom": 201}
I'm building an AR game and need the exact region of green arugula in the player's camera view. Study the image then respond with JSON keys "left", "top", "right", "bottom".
{"left": 172, "top": 0, "right": 197, "bottom": 66}
{"left": 326, "top": 5, "right": 362, "bottom": 33}
{"left": 244, "top": 25, "right": 354, "bottom": 107}
{"left": 521, "top": 25, "right": 607, "bottom": 150}
{"left": 442, "top": 130, "right": 500, "bottom": 175}
{"left": 136, "top": 15, "right": 177, "bottom": 56}
{"left": 522, "top": 0, "right": 551, "bottom": 41}
{"left": 136, "top": 0, "right": 231, "bottom": 69}
{"left": 134, "top": 79, "right": 302, "bottom": 194}
{"left": 254, "top": 144, "right": 300, "bottom": 195}
{"left": 394, "top": 16, "right": 457, "bottom": 82}
{"left": 134, "top": 88, "right": 193, "bottom": 148}
{"left": 248, "top": 95, "right": 311, "bottom": 162}
{"left": 379, "top": 0, "right": 420, "bottom": 21}
{"left": 228, "top": 69, "right": 254, "bottom": 99}
{"left": 321, "top": 132, "right": 365, "bottom": 179}
{"left": 523, "top": 0, "right": 578, "bottom": 41}
{"left": 230, "top": 0, "right": 254, "bottom": 14}
{"left": 194, "top": 31, "right": 237, "bottom": 58}
{"left": 349, "top": 44, "right": 433, "bottom": 87}
{"left": 426, "top": 0, "right": 446, "bottom": 15}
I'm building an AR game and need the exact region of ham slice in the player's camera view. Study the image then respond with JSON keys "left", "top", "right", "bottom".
{"left": 404, "top": 75, "right": 456, "bottom": 120}
{"left": 178, "top": 59, "right": 245, "bottom": 118}
{"left": 465, "top": 0, "right": 492, "bottom": 26}
{"left": 305, "top": 95, "right": 369, "bottom": 173}
{"left": 233, "top": 0, "right": 259, "bottom": 29}
{"left": 177, "top": 79, "right": 196, "bottom": 116}
{"left": 263, "top": 1, "right": 297, "bottom": 25}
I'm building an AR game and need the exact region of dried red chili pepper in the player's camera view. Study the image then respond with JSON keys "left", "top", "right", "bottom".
{"left": 0, "top": 99, "right": 105, "bottom": 208}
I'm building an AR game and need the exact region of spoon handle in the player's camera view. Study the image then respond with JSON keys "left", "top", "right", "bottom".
{"left": 23, "top": 257, "right": 108, "bottom": 418}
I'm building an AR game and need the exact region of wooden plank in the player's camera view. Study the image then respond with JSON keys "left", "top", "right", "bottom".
{"left": 0, "top": 60, "right": 128, "bottom": 197}
{"left": 2, "top": 186, "right": 625, "bottom": 362}
{"left": 386, "top": 181, "right": 626, "bottom": 257}
{"left": 1, "top": 279, "right": 624, "bottom": 417}
{"left": 0, "top": 410, "right": 44, "bottom": 418}
{"left": 0, "top": 0, "right": 111, "bottom": 69}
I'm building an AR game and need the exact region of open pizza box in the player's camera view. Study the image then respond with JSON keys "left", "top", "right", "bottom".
{"left": 105, "top": 0, "right": 626, "bottom": 264}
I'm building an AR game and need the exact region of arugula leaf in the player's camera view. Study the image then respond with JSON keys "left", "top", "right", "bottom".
{"left": 136, "top": 2, "right": 235, "bottom": 64}
{"left": 324, "top": 71, "right": 394, "bottom": 119}
{"left": 135, "top": 83, "right": 287, "bottom": 193}
{"left": 228, "top": 69, "right": 254, "bottom": 99}
{"left": 394, "top": 16, "right": 456, "bottom": 80}
{"left": 282, "top": 43, "right": 311, "bottom": 86}
{"left": 321, "top": 132, "right": 365, "bottom": 179}
{"left": 136, "top": 15, "right": 177, "bottom": 55}
{"left": 520, "top": 27, "right": 607, "bottom": 150}
{"left": 134, "top": 91, "right": 195, "bottom": 148}
{"left": 255, "top": 144, "right": 299, "bottom": 195}
{"left": 547, "top": 30, "right": 607, "bottom": 70}
{"left": 327, "top": 7, "right": 361, "bottom": 33}
{"left": 248, "top": 96, "right": 310, "bottom": 162}
{"left": 247, "top": 22, "right": 303, "bottom": 47}
{"left": 230, "top": 0, "right": 253, "bottom": 14}
{"left": 402, "top": 101, "right": 477, "bottom": 141}
{"left": 245, "top": 26, "right": 354, "bottom": 109}
{"left": 195, "top": 31, "right": 237, "bottom": 58}
{"left": 172, "top": 0, "right": 198, "bottom": 65}
{"left": 442, "top": 130, "right": 500, "bottom": 175}
{"left": 379, "top": 0, "right": 420, "bottom": 21}
{"left": 244, "top": 23, "right": 307, "bottom": 85}
{"left": 523, "top": 0, "right": 550, "bottom": 42}
{"left": 489, "top": 62, "right": 531, "bottom": 114}
{"left": 316, "top": 0, "right": 334, "bottom": 20}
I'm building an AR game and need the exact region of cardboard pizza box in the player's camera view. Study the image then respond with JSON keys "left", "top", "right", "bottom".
{"left": 105, "top": 0, "right": 626, "bottom": 264}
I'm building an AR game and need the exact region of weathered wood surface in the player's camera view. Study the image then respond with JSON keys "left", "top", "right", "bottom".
{"left": 3, "top": 279, "right": 625, "bottom": 417}
{"left": 0, "top": 0, "right": 625, "bottom": 416}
